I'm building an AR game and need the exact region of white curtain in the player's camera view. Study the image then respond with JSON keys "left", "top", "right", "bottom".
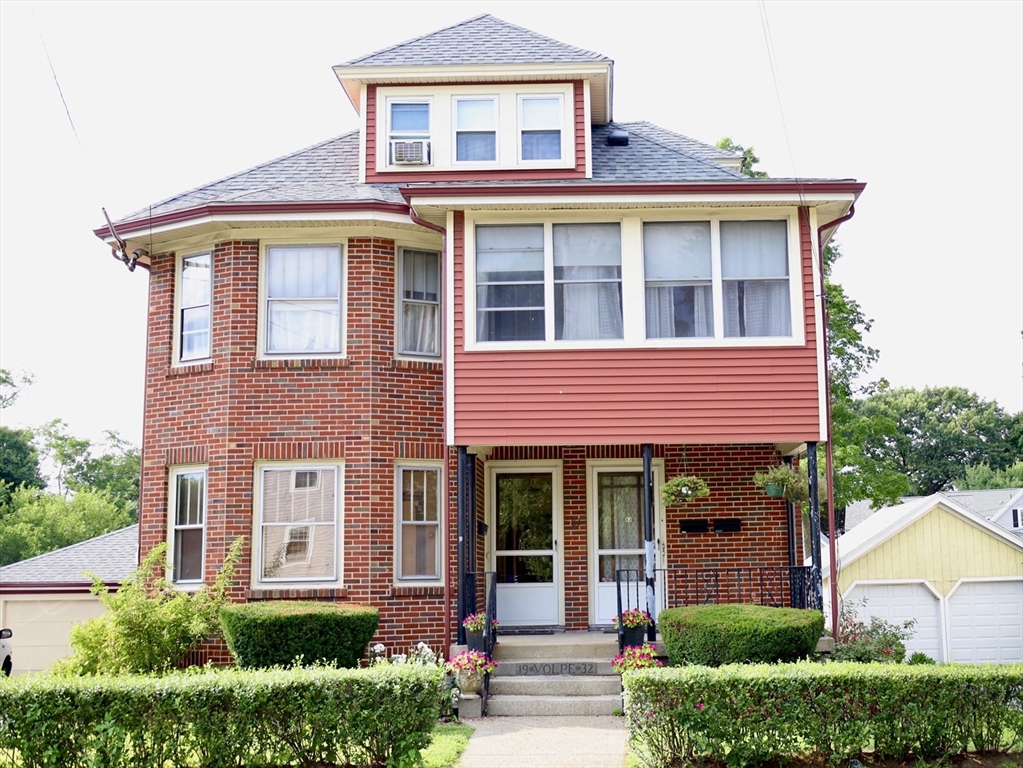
{"left": 402, "top": 303, "right": 438, "bottom": 355}
{"left": 645, "top": 285, "right": 713, "bottom": 338}
{"left": 723, "top": 280, "right": 791, "bottom": 337}
{"left": 266, "top": 246, "right": 341, "bottom": 353}
{"left": 554, "top": 224, "right": 623, "bottom": 340}
{"left": 720, "top": 221, "right": 790, "bottom": 337}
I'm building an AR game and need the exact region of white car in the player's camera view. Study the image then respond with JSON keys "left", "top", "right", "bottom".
{"left": 1, "top": 628, "right": 11, "bottom": 676}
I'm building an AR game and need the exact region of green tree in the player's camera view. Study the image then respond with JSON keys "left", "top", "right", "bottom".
{"left": 715, "top": 137, "right": 769, "bottom": 178}
{"left": 0, "top": 486, "right": 133, "bottom": 566}
{"left": 0, "top": 427, "right": 46, "bottom": 511}
{"left": 0, "top": 367, "right": 33, "bottom": 410}
{"left": 855, "top": 386, "right": 1017, "bottom": 495}
{"left": 959, "top": 460, "right": 1023, "bottom": 490}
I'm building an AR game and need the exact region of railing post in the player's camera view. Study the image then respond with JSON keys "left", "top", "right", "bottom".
{"left": 642, "top": 444, "right": 656, "bottom": 642}
{"left": 807, "top": 443, "right": 823, "bottom": 611}
{"left": 456, "top": 446, "right": 468, "bottom": 645}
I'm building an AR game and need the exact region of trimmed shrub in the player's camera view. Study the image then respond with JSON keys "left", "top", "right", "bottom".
{"left": 220, "top": 600, "right": 379, "bottom": 668}
{"left": 658, "top": 604, "right": 823, "bottom": 666}
{"left": 0, "top": 663, "right": 442, "bottom": 768}
{"left": 623, "top": 662, "right": 1023, "bottom": 768}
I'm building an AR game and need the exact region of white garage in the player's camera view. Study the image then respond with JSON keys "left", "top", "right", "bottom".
{"left": 0, "top": 525, "right": 138, "bottom": 675}
{"left": 946, "top": 579, "right": 1023, "bottom": 663}
{"left": 821, "top": 494, "right": 1023, "bottom": 664}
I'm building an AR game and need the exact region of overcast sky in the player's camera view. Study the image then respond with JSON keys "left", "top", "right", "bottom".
{"left": 1, "top": 0, "right": 1020, "bottom": 448}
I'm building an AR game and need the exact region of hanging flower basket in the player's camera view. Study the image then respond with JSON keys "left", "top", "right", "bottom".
{"left": 660, "top": 475, "right": 710, "bottom": 507}
{"left": 753, "top": 464, "right": 809, "bottom": 504}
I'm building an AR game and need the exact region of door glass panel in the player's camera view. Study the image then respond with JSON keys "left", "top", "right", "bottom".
{"left": 599, "top": 554, "right": 645, "bottom": 583}
{"left": 495, "top": 472, "right": 554, "bottom": 584}
{"left": 597, "top": 472, "right": 644, "bottom": 549}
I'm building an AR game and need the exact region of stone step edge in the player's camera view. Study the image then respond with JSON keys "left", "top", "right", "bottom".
{"left": 491, "top": 659, "right": 618, "bottom": 676}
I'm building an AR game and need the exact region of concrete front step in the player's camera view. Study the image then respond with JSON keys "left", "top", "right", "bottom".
{"left": 490, "top": 674, "right": 622, "bottom": 697}
{"left": 487, "top": 693, "right": 623, "bottom": 717}
{"left": 493, "top": 633, "right": 618, "bottom": 661}
{"left": 493, "top": 658, "right": 617, "bottom": 677}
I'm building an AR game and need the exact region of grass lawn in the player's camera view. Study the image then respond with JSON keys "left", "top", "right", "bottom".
{"left": 421, "top": 723, "right": 475, "bottom": 768}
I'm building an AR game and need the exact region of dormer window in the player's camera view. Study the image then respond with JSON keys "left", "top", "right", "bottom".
{"left": 388, "top": 100, "right": 431, "bottom": 165}
{"left": 455, "top": 98, "right": 497, "bottom": 162}
{"left": 519, "top": 96, "right": 562, "bottom": 161}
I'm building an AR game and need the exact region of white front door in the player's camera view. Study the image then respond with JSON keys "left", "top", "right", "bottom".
{"left": 590, "top": 463, "right": 665, "bottom": 626}
{"left": 490, "top": 463, "right": 563, "bottom": 627}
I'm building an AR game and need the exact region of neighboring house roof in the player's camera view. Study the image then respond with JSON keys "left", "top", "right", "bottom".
{"left": 0, "top": 525, "right": 138, "bottom": 586}
{"left": 817, "top": 494, "right": 1023, "bottom": 572}
{"left": 843, "top": 488, "right": 1023, "bottom": 531}
{"left": 338, "top": 14, "right": 610, "bottom": 68}
{"left": 113, "top": 122, "right": 746, "bottom": 227}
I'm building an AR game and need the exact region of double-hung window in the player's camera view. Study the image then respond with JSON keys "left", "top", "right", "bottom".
{"left": 179, "top": 253, "right": 211, "bottom": 361}
{"left": 257, "top": 465, "right": 339, "bottom": 582}
{"left": 265, "top": 245, "right": 342, "bottom": 355}
{"left": 170, "top": 467, "right": 206, "bottom": 584}
{"left": 399, "top": 249, "right": 441, "bottom": 357}
{"left": 397, "top": 465, "right": 441, "bottom": 580}
{"left": 721, "top": 221, "right": 791, "bottom": 338}
{"left": 389, "top": 101, "right": 430, "bottom": 165}
{"left": 475, "top": 223, "right": 623, "bottom": 343}
{"left": 520, "top": 96, "right": 562, "bottom": 161}
{"left": 644, "top": 222, "right": 714, "bottom": 338}
{"left": 455, "top": 98, "right": 497, "bottom": 162}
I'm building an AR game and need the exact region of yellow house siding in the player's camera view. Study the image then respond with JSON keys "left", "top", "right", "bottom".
{"left": 836, "top": 504, "right": 1023, "bottom": 597}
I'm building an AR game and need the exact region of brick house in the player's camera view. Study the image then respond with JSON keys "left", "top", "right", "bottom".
{"left": 95, "top": 15, "right": 862, "bottom": 659}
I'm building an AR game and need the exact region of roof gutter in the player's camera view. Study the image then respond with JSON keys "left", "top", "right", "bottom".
{"left": 816, "top": 202, "right": 856, "bottom": 639}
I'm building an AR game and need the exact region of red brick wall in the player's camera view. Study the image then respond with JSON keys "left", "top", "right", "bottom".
{"left": 140, "top": 237, "right": 447, "bottom": 659}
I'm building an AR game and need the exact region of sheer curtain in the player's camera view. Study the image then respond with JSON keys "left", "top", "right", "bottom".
{"left": 401, "top": 250, "right": 439, "bottom": 356}
{"left": 553, "top": 224, "right": 623, "bottom": 340}
{"left": 720, "top": 221, "right": 791, "bottom": 338}
{"left": 266, "top": 246, "right": 341, "bottom": 353}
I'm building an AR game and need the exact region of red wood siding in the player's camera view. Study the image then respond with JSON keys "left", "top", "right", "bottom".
{"left": 365, "top": 82, "right": 587, "bottom": 183}
{"left": 452, "top": 214, "right": 823, "bottom": 445}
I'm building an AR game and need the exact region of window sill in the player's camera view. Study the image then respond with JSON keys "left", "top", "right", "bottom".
{"left": 248, "top": 587, "right": 348, "bottom": 600}
{"left": 393, "top": 358, "right": 443, "bottom": 371}
{"left": 254, "top": 357, "right": 352, "bottom": 370}
{"left": 389, "top": 584, "right": 445, "bottom": 597}
{"left": 168, "top": 361, "right": 214, "bottom": 377}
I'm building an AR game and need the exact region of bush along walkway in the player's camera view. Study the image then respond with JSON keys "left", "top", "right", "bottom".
{"left": 455, "top": 715, "right": 628, "bottom": 768}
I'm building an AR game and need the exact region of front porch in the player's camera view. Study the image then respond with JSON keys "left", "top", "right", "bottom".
{"left": 452, "top": 442, "right": 825, "bottom": 644}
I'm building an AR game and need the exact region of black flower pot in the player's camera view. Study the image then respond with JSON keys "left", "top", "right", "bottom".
{"left": 466, "top": 629, "right": 485, "bottom": 653}
{"left": 621, "top": 626, "right": 646, "bottom": 647}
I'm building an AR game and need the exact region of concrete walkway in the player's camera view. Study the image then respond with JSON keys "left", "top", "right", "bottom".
{"left": 455, "top": 715, "right": 628, "bottom": 768}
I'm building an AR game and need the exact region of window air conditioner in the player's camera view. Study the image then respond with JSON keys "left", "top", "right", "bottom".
{"left": 391, "top": 139, "right": 430, "bottom": 165}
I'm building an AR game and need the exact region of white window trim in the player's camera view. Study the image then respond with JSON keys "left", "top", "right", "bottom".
{"left": 394, "top": 461, "right": 444, "bottom": 584}
{"left": 386, "top": 97, "right": 433, "bottom": 168}
{"left": 256, "top": 241, "right": 347, "bottom": 360}
{"left": 396, "top": 247, "right": 443, "bottom": 360}
{"left": 452, "top": 96, "right": 499, "bottom": 166}
{"left": 252, "top": 460, "right": 344, "bottom": 588}
{"left": 174, "top": 251, "right": 212, "bottom": 365}
{"left": 463, "top": 209, "right": 805, "bottom": 351}
{"left": 517, "top": 93, "right": 568, "bottom": 165}
{"left": 167, "top": 465, "right": 207, "bottom": 588}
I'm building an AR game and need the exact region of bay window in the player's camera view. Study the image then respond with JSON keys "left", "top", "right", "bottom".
{"left": 396, "top": 465, "right": 441, "bottom": 581}
{"left": 169, "top": 467, "right": 205, "bottom": 585}
{"left": 257, "top": 465, "right": 340, "bottom": 583}
{"left": 179, "top": 253, "right": 211, "bottom": 361}
{"left": 264, "top": 245, "right": 342, "bottom": 355}
{"left": 399, "top": 248, "right": 441, "bottom": 357}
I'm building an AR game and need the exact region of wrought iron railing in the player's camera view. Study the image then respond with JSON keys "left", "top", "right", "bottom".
{"left": 615, "top": 565, "right": 821, "bottom": 650}
{"left": 463, "top": 571, "right": 497, "bottom": 716}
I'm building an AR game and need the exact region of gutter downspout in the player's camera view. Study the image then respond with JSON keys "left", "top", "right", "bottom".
{"left": 407, "top": 206, "right": 454, "bottom": 649}
{"left": 815, "top": 204, "right": 856, "bottom": 639}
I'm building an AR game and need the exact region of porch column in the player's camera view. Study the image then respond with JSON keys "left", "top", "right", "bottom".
{"left": 456, "top": 446, "right": 468, "bottom": 644}
{"left": 466, "top": 454, "right": 477, "bottom": 616}
{"left": 806, "top": 442, "right": 823, "bottom": 610}
{"left": 785, "top": 457, "right": 797, "bottom": 568}
{"left": 642, "top": 443, "right": 656, "bottom": 641}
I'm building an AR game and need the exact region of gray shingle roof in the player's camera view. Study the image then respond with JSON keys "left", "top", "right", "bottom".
{"left": 0, "top": 525, "right": 138, "bottom": 585}
{"left": 120, "top": 132, "right": 403, "bottom": 223}
{"left": 115, "top": 121, "right": 748, "bottom": 225}
{"left": 339, "top": 14, "right": 610, "bottom": 68}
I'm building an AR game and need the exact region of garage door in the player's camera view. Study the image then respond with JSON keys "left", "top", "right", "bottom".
{"left": 846, "top": 582, "right": 943, "bottom": 661}
{"left": 3, "top": 597, "right": 107, "bottom": 674}
{"left": 947, "top": 580, "right": 1023, "bottom": 663}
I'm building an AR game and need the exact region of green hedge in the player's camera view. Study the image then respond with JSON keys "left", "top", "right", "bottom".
{"left": 658, "top": 604, "right": 823, "bottom": 666}
{"left": 0, "top": 664, "right": 442, "bottom": 768}
{"left": 220, "top": 600, "right": 379, "bottom": 668}
{"left": 623, "top": 662, "right": 1023, "bottom": 768}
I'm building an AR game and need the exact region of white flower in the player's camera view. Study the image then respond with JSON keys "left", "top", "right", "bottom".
{"left": 372, "top": 643, "right": 386, "bottom": 654}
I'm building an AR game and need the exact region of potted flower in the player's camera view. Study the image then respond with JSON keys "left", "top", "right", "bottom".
{"left": 461, "top": 612, "right": 496, "bottom": 653}
{"left": 753, "top": 464, "right": 809, "bottom": 504}
{"left": 611, "top": 643, "right": 664, "bottom": 674}
{"left": 613, "top": 607, "right": 653, "bottom": 647}
{"left": 660, "top": 474, "right": 710, "bottom": 507}
{"left": 447, "top": 649, "right": 498, "bottom": 695}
